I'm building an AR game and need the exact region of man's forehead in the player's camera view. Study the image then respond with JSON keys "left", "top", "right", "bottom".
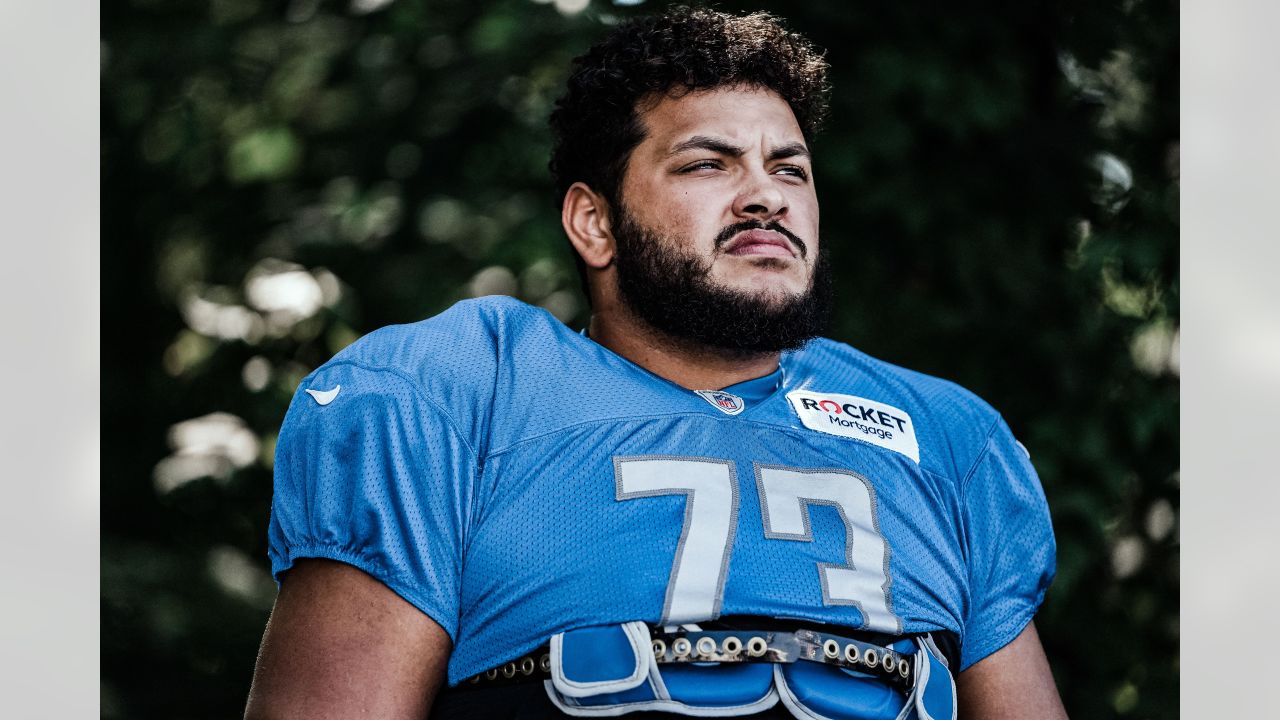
{"left": 638, "top": 86, "right": 806, "bottom": 152}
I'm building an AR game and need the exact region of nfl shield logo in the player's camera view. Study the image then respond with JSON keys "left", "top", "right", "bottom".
{"left": 694, "top": 389, "right": 746, "bottom": 416}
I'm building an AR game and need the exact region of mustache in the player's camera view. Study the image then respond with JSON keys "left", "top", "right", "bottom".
{"left": 713, "top": 220, "right": 808, "bottom": 259}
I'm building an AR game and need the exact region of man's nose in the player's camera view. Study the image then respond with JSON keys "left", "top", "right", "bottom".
{"left": 732, "top": 169, "right": 787, "bottom": 220}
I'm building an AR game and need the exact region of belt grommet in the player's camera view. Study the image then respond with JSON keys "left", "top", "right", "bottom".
{"left": 882, "top": 654, "right": 895, "bottom": 672}
{"left": 863, "top": 648, "right": 878, "bottom": 667}
{"left": 520, "top": 657, "right": 536, "bottom": 675}
{"left": 539, "top": 654, "right": 551, "bottom": 673}
{"left": 672, "top": 637, "right": 692, "bottom": 658}
{"left": 746, "top": 636, "right": 768, "bottom": 658}
{"left": 822, "top": 639, "right": 840, "bottom": 659}
{"left": 722, "top": 636, "right": 742, "bottom": 655}
{"left": 844, "top": 644, "right": 860, "bottom": 664}
{"left": 485, "top": 668, "right": 498, "bottom": 681}
{"left": 652, "top": 639, "right": 667, "bottom": 658}
{"left": 695, "top": 637, "right": 717, "bottom": 657}
{"left": 501, "top": 662, "right": 517, "bottom": 679}
{"left": 898, "top": 658, "right": 910, "bottom": 678}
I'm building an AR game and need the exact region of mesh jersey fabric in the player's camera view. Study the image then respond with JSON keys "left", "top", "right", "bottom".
{"left": 268, "top": 296, "right": 1055, "bottom": 685}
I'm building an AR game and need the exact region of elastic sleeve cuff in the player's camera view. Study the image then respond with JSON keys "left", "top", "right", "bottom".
{"left": 957, "top": 594, "right": 1044, "bottom": 672}
{"left": 272, "top": 543, "right": 459, "bottom": 642}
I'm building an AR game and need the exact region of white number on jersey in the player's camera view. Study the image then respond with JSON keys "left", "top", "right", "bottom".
{"left": 615, "top": 457, "right": 738, "bottom": 625}
{"left": 756, "top": 465, "right": 900, "bottom": 633}
{"left": 615, "top": 457, "right": 901, "bottom": 633}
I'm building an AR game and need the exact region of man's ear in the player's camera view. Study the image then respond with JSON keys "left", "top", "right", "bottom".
{"left": 561, "top": 182, "right": 615, "bottom": 270}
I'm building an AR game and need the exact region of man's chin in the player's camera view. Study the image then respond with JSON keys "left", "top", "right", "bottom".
{"left": 708, "top": 279, "right": 809, "bottom": 308}
{"left": 610, "top": 209, "right": 831, "bottom": 353}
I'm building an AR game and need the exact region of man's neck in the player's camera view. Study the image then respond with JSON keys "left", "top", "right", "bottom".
{"left": 587, "top": 304, "right": 781, "bottom": 391}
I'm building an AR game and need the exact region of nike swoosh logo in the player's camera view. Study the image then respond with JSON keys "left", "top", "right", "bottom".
{"left": 305, "top": 385, "right": 341, "bottom": 406}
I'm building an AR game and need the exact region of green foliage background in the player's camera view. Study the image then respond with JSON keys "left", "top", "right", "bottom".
{"left": 102, "top": 0, "right": 1178, "bottom": 717}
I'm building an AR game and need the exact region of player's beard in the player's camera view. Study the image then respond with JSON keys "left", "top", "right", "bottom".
{"left": 612, "top": 206, "right": 833, "bottom": 355}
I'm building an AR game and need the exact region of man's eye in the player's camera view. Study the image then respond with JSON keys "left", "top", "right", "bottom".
{"left": 678, "top": 160, "right": 722, "bottom": 173}
{"left": 775, "top": 165, "right": 809, "bottom": 180}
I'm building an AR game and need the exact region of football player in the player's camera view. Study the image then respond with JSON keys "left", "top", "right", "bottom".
{"left": 246, "top": 7, "right": 1067, "bottom": 719}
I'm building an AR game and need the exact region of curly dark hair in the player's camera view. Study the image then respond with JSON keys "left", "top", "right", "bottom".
{"left": 548, "top": 5, "right": 831, "bottom": 215}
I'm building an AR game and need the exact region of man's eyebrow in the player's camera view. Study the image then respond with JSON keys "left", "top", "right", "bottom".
{"left": 767, "top": 142, "right": 811, "bottom": 162}
{"left": 665, "top": 136, "right": 811, "bottom": 163}
{"left": 666, "top": 136, "right": 745, "bottom": 158}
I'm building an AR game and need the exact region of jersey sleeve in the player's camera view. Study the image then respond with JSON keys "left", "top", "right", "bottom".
{"left": 267, "top": 362, "right": 478, "bottom": 640}
{"left": 957, "top": 416, "right": 1056, "bottom": 671}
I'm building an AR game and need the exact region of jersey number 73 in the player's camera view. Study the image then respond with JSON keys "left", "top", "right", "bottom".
{"left": 615, "top": 456, "right": 902, "bottom": 634}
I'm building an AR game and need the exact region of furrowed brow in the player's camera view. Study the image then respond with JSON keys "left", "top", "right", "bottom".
{"left": 666, "top": 136, "right": 745, "bottom": 158}
{"left": 766, "top": 142, "right": 811, "bottom": 162}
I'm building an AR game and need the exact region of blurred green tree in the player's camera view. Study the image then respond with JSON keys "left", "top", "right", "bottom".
{"left": 102, "top": 0, "right": 1177, "bottom": 717}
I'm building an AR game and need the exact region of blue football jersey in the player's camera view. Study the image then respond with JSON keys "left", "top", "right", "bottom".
{"left": 268, "top": 297, "right": 1055, "bottom": 686}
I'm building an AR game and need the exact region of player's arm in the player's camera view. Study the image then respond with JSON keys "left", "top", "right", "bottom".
{"left": 956, "top": 621, "right": 1068, "bottom": 720}
{"left": 244, "top": 559, "right": 452, "bottom": 720}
